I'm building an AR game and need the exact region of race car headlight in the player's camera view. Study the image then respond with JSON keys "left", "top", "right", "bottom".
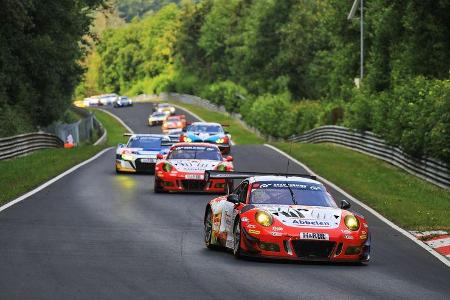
{"left": 162, "top": 163, "right": 172, "bottom": 172}
{"left": 180, "top": 135, "right": 192, "bottom": 143}
{"left": 216, "top": 164, "right": 227, "bottom": 171}
{"left": 170, "top": 107, "right": 175, "bottom": 113}
{"left": 121, "top": 152, "right": 134, "bottom": 161}
{"left": 344, "top": 215, "right": 360, "bottom": 231}
{"left": 255, "top": 211, "right": 273, "bottom": 227}
{"left": 216, "top": 138, "right": 224, "bottom": 144}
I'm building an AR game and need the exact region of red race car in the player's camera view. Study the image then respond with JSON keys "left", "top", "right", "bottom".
{"left": 162, "top": 115, "right": 186, "bottom": 134}
{"left": 154, "top": 143, "right": 234, "bottom": 193}
{"left": 203, "top": 171, "right": 371, "bottom": 263}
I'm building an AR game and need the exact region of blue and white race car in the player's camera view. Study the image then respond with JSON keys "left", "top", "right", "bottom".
{"left": 115, "top": 134, "right": 176, "bottom": 173}
{"left": 179, "top": 122, "right": 231, "bottom": 154}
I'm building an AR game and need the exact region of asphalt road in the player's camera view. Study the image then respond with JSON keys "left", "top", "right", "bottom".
{"left": 0, "top": 103, "right": 449, "bottom": 299}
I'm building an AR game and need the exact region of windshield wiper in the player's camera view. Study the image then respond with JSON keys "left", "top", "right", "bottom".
{"left": 285, "top": 182, "right": 298, "bottom": 205}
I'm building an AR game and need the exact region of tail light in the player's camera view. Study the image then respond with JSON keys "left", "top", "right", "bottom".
{"left": 177, "top": 122, "right": 182, "bottom": 127}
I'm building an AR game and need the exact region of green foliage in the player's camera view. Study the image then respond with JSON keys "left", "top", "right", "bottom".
{"left": 199, "top": 81, "right": 247, "bottom": 113}
{"left": 117, "top": 0, "right": 182, "bottom": 21}
{"left": 0, "top": 0, "right": 105, "bottom": 137}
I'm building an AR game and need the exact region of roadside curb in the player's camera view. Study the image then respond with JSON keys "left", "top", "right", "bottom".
{"left": 411, "top": 231, "right": 450, "bottom": 262}
{"left": 264, "top": 143, "right": 450, "bottom": 268}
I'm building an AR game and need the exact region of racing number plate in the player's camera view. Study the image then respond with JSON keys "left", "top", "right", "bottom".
{"left": 185, "top": 174, "right": 204, "bottom": 180}
{"left": 140, "top": 158, "right": 156, "bottom": 163}
{"left": 300, "top": 232, "right": 329, "bottom": 240}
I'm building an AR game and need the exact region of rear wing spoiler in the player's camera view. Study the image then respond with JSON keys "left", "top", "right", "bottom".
{"left": 204, "top": 171, "right": 316, "bottom": 182}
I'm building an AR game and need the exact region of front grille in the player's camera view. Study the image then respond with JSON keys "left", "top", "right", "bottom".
{"left": 291, "top": 240, "right": 336, "bottom": 260}
{"left": 181, "top": 180, "right": 206, "bottom": 191}
{"left": 135, "top": 159, "right": 155, "bottom": 172}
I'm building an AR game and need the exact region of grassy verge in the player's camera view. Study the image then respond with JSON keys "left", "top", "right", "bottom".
{"left": 168, "top": 101, "right": 264, "bottom": 145}
{"left": 0, "top": 109, "right": 127, "bottom": 206}
{"left": 274, "top": 142, "right": 450, "bottom": 231}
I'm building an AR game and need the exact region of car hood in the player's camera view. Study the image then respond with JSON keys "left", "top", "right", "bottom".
{"left": 187, "top": 132, "right": 223, "bottom": 141}
{"left": 168, "top": 159, "right": 221, "bottom": 172}
{"left": 253, "top": 204, "right": 342, "bottom": 229}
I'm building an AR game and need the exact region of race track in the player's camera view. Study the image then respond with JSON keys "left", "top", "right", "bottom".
{"left": 0, "top": 103, "right": 449, "bottom": 299}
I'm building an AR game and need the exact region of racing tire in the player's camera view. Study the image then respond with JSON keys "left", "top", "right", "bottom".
{"left": 154, "top": 177, "right": 164, "bottom": 193}
{"left": 233, "top": 218, "right": 242, "bottom": 258}
{"left": 204, "top": 209, "right": 217, "bottom": 249}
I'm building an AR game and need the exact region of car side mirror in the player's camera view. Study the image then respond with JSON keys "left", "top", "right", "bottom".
{"left": 340, "top": 200, "right": 351, "bottom": 210}
{"left": 182, "top": 128, "right": 187, "bottom": 132}
{"left": 118, "top": 143, "right": 125, "bottom": 148}
{"left": 225, "top": 155, "right": 233, "bottom": 162}
{"left": 227, "top": 194, "right": 239, "bottom": 204}
{"left": 224, "top": 131, "right": 229, "bottom": 134}
{"left": 156, "top": 153, "right": 164, "bottom": 160}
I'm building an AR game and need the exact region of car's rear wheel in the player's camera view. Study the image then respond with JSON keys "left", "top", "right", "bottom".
{"left": 154, "top": 177, "right": 163, "bottom": 193}
{"left": 204, "top": 209, "right": 215, "bottom": 249}
{"left": 233, "top": 219, "right": 242, "bottom": 258}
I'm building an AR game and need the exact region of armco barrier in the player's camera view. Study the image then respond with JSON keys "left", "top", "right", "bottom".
{"left": 288, "top": 126, "right": 450, "bottom": 189}
{"left": 161, "top": 92, "right": 449, "bottom": 189}
{"left": 0, "top": 133, "right": 63, "bottom": 160}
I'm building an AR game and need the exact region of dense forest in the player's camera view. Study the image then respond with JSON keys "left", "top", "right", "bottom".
{"left": 0, "top": 0, "right": 106, "bottom": 137}
{"left": 116, "top": 0, "right": 182, "bottom": 21}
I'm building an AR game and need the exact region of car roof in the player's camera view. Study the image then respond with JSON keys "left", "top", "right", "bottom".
{"left": 248, "top": 175, "right": 322, "bottom": 186}
{"left": 189, "top": 122, "right": 222, "bottom": 127}
{"left": 171, "top": 142, "right": 220, "bottom": 149}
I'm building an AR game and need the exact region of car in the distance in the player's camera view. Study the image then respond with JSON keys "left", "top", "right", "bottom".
{"left": 179, "top": 122, "right": 231, "bottom": 154}
{"left": 116, "top": 134, "right": 173, "bottom": 173}
{"left": 114, "top": 96, "right": 133, "bottom": 108}
{"left": 148, "top": 111, "right": 169, "bottom": 126}
{"left": 153, "top": 103, "right": 176, "bottom": 115}
{"left": 162, "top": 115, "right": 186, "bottom": 134}
{"left": 99, "top": 93, "right": 119, "bottom": 106}
{"left": 203, "top": 171, "right": 371, "bottom": 263}
{"left": 154, "top": 143, "right": 234, "bottom": 193}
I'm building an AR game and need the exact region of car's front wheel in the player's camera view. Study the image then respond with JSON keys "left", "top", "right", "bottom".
{"left": 204, "top": 209, "right": 215, "bottom": 249}
{"left": 154, "top": 177, "right": 163, "bottom": 193}
{"left": 233, "top": 218, "right": 242, "bottom": 258}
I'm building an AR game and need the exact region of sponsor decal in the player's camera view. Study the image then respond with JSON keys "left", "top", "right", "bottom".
{"left": 253, "top": 182, "right": 323, "bottom": 191}
{"left": 341, "top": 229, "right": 352, "bottom": 234}
{"left": 300, "top": 232, "right": 329, "bottom": 240}
{"left": 363, "top": 223, "right": 368, "bottom": 228}
{"left": 292, "top": 219, "right": 331, "bottom": 227}
{"left": 344, "top": 234, "right": 354, "bottom": 240}
{"left": 272, "top": 226, "right": 283, "bottom": 231}
{"left": 248, "top": 229, "right": 260, "bottom": 235}
{"left": 271, "top": 232, "right": 283, "bottom": 237}
{"left": 360, "top": 234, "right": 367, "bottom": 240}
{"left": 247, "top": 224, "right": 256, "bottom": 229}
{"left": 241, "top": 217, "right": 249, "bottom": 222}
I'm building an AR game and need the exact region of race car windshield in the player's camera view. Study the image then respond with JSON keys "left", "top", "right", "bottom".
{"left": 128, "top": 137, "right": 161, "bottom": 149}
{"left": 250, "top": 181, "right": 336, "bottom": 207}
{"left": 167, "top": 146, "right": 222, "bottom": 160}
{"left": 152, "top": 112, "right": 167, "bottom": 117}
{"left": 189, "top": 125, "right": 223, "bottom": 134}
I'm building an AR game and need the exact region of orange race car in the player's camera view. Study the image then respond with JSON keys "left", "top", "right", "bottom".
{"left": 162, "top": 115, "right": 186, "bottom": 134}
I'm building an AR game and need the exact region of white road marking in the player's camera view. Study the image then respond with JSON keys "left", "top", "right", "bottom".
{"left": 264, "top": 143, "right": 450, "bottom": 267}
{"left": 0, "top": 147, "right": 112, "bottom": 213}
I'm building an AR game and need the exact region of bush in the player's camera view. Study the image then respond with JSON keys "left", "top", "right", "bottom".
{"left": 292, "top": 101, "right": 322, "bottom": 134}
{"left": 244, "top": 93, "right": 295, "bottom": 138}
{"left": 0, "top": 105, "right": 34, "bottom": 137}
{"left": 199, "top": 81, "right": 248, "bottom": 113}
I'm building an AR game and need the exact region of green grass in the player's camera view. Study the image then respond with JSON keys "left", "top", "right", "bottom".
{"left": 89, "top": 109, "right": 129, "bottom": 146}
{"left": 0, "top": 109, "right": 128, "bottom": 206}
{"left": 168, "top": 101, "right": 264, "bottom": 145}
{"left": 274, "top": 142, "right": 450, "bottom": 231}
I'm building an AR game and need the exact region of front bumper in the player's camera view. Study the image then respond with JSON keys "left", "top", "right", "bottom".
{"left": 239, "top": 227, "right": 370, "bottom": 262}
{"left": 149, "top": 119, "right": 164, "bottom": 126}
{"left": 155, "top": 172, "right": 227, "bottom": 193}
{"left": 116, "top": 157, "right": 157, "bottom": 173}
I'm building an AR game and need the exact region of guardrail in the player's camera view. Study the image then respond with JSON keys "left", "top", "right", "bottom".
{"left": 288, "top": 126, "right": 450, "bottom": 189}
{"left": 0, "top": 133, "right": 63, "bottom": 160}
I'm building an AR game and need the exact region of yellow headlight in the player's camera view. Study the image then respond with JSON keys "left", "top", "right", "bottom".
{"left": 121, "top": 154, "right": 134, "bottom": 161}
{"left": 255, "top": 211, "right": 273, "bottom": 227}
{"left": 216, "top": 138, "right": 224, "bottom": 144}
{"left": 344, "top": 215, "right": 360, "bottom": 231}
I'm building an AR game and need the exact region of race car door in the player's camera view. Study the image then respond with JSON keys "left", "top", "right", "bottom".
{"left": 224, "top": 180, "right": 249, "bottom": 248}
